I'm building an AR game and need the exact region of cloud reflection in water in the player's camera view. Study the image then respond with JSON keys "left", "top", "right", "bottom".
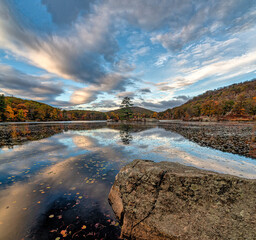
{"left": 0, "top": 122, "right": 255, "bottom": 239}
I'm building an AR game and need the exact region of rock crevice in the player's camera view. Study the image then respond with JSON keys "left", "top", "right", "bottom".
{"left": 130, "top": 170, "right": 167, "bottom": 235}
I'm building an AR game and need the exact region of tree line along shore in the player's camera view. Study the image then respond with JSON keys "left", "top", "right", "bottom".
{"left": 1, "top": 79, "right": 256, "bottom": 122}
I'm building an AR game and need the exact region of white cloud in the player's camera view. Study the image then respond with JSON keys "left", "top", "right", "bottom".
{"left": 132, "top": 46, "right": 150, "bottom": 56}
{"left": 70, "top": 73, "right": 130, "bottom": 104}
{"left": 167, "top": 49, "right": 256, "bottom": 91}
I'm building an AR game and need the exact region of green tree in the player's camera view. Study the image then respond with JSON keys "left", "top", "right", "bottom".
{"left": 222, "top": 100, "right": 234, "bottom": 115}
{"left": 120, "top": 97, "right": 133, "bottom": 108}
{"left": 120, "top": 97, "right": 133, "bottom": 120}
{"left": 0, "top": 94, "right": 7, "bottom": 121}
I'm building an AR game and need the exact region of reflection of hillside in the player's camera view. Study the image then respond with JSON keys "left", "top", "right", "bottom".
{"left": 159, "top": 122, "right": 256, "bottom": 159}
{"left": 107, "top": 122, "right": 157, "bottom": 133}
{"left": 0, "top": 122, "right": 106, "bottom": 148}
{"left": 0, "top": 122, "right": 157, "bottom": 149}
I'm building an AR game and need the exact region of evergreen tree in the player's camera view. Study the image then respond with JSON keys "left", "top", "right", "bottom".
{"left": 0, "top": 94, "right": 6, "bottom": 121}
{"left": 120, "top": 97, "right": 133, "bottom": 120}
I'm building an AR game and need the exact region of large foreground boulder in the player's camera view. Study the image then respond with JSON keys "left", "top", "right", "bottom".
{"left": 108, "top": 160, "right": 256, "bottom": 240}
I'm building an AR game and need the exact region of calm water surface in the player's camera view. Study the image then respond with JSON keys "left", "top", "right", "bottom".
{"left": 0, "top": 121, "right": 255, "bottom": 240}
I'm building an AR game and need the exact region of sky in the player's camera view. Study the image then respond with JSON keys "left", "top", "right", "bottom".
{"left": 0, "top": 0, "right": 256, "bottom": 112}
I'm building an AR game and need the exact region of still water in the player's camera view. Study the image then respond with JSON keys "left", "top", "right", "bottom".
{"left": 0, "top": 121, "right": 255, "bottom": 240}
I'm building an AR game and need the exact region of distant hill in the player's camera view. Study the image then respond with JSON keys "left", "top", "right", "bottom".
{"left": 0, "top": 96, "right": 107, "bottom": 121}
{"left": 106, "top": 106, "right": 156, "bottom": 121}
{"left": 0, "top": 96, "right": 155, "bottom": 122}
{"left": 108, "top": 107, "right": 154, "bottom": 116}
{"left": 158, "top": 79, "right": 256, "bottom": 120}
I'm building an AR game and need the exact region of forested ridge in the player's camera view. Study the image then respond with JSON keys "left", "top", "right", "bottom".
{"left": 158, "top": 79, "right": 256, "bottom": 120}
{"left": 0, "top": 96, "right": 156, "bottom": 122}
{"left": 0, "top": 96, "right": 106, "bottom": 121}
{"left": 1, "top": 79, "right": 256, "bottom": 122}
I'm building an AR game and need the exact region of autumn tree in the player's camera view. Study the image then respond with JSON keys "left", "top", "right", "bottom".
{"left": 50, "top": 108, "right": 58, "bottom": 120}
{"left": 232, "top": 93, "right": 246, "bottom": 116}
{"left": 5, "top": 105, "right": 15, "bottom": 120}
{"left": 243, "top": 98, "right": 256, "bottom": 115}
{"left": 17, "top": 109, "right": 28, "bottom": 121}
{"left": 201, "top": 100, "right": 216, "bottom": 116}
{"left": 152, "top": 112, "right": 158, "bottom": 118}
{"left": 107, "top": 111, "right": 119, "bottom": 121}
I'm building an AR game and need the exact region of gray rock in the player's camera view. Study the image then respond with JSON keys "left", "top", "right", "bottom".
{"left": 143, "top": 118, "right": 159, "bottom": 122}
{"left": 108, "top": 159, "right": 256, "bottom": 240}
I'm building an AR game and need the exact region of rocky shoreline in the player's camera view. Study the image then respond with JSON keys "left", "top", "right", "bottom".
{"left": 109, "top": 159, "right": 256, "bottom": 240}
{"left": 159, "top": 121, "right": 256, "bottom": 159}
{"left": 107, "top": 118, "right": 159, "bottom": 123}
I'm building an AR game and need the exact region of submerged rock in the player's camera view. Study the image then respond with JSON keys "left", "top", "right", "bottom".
{"left": 108, "top": 159, "right": 256, "bottom": 240}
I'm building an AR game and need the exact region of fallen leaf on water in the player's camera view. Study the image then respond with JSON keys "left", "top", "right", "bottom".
{"left": 60, "top": 230, "right": 68, "bottom": 237}
{"left": 78, "top": 196, "right": 83, "bottom": 199}
{"left": 49, "top": 214, "right": 54, "bottom": 218}
{"left": 37, "top": 201, "right": 41, "bottom": 204}
{"left": 81, "top": 225, "right": 86, "bottom": 229}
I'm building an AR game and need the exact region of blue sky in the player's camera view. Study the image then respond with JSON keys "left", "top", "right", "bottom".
{"left": 0, "top": 0, "right": 256, "bottom": 111}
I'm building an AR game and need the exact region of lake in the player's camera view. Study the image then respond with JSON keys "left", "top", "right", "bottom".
{"left": 0, "top": 121, "right": 256, "bottom": 240}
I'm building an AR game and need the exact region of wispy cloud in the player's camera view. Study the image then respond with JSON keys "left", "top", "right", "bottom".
{"left": 0, "top": 0, "right": 255, "bottom": 109}
{"left": 0, "top": 64, "right": 70, "bottom": 106}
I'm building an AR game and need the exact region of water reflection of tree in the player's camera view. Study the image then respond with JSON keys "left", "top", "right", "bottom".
{"left": 0, "top": 122, "right": 106, "bottom": 148}
{"left": 120, "top": 125, "right": 133, "bottom": 145}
